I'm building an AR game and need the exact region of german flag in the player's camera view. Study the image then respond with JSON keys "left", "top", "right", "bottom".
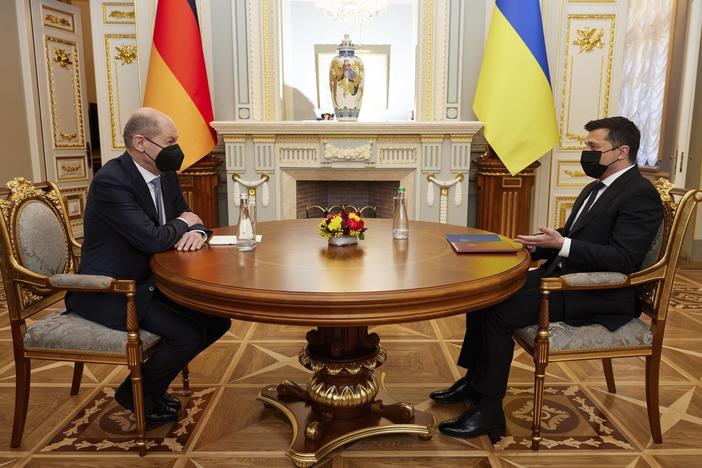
{"left": 143, "top": 0, "right": 216, "bottom": 171}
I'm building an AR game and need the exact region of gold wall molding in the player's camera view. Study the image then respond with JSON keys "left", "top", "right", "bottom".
{"left": 43, "top": 6, "right": 74, "bottom": 32}
{"left": 573, "top": 28, "right": 605, "bottom": 53}
{"left": 554, "top": 196, "right": 577, "bottom": 227}
{"left": 420, "top": 0, "right": 435, "bottom": 120}
{"left": 103, "top": 2, "right": 136, "bottom": 24}
{"left": 114, "top": 44, "right": 137, "bottom": 65}
{"left": 45, "top": 36, "right": 85, "bottom": 149}
{"left": 559, "top": 14, "right": 616, "bottom": 150}
{"left": 55, "top": 156, "right": 87, "bottom": 181}
{"left": 104, "top": 34, "right": 137, "bottom": 149}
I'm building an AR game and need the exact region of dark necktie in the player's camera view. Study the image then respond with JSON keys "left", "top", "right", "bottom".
{"left": 570, "top": 181, "right": 605, "bottom": 232}
{"left": 150, "top": 178, "right": 164, "bottom": 225}
{"left": 544, "top": 181, "right": 605, "bottom": 276}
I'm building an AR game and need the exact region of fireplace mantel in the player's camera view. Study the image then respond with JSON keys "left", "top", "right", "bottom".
{"left": 211, "top": 120, "right": 483, "bottom": 225}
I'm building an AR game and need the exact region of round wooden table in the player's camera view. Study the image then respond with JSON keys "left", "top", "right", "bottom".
{"left": 152, "top": 219, "right": 530, "bottom": 467}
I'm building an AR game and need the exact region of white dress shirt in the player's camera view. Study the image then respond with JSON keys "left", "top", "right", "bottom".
{"left": 558, "top": 164, "right": 636, "bottom": 258}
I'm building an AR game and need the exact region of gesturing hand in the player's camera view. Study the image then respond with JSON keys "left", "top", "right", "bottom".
{"left": 515, "top": 226, "right": 565, "bottom": 250}
{"left": 174, "top": 231, "right": 206, "bottom": 251}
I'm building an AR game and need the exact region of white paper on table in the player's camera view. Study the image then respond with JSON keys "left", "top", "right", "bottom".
{"left": 208, "top": 234, "right": 262, "bottom": 245}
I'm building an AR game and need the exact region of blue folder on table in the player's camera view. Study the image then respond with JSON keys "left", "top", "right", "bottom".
{"left": 446, "top": 234, "right": 520, "bottom": 254}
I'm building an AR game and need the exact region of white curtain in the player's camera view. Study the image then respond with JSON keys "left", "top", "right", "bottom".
{"left": 618, "top": 0, "right": 673, "bottom": 167}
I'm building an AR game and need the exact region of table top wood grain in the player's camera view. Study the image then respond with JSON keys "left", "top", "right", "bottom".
{"left": 151, "top": 219, "right": 530, "bottom": 326}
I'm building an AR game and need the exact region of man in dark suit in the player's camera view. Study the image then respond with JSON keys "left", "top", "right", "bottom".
{"left": 431, "top": 116, "right": 663, "bottom": 440}
{"left": 66, "top": 107, "right": 231, "bottom": 424}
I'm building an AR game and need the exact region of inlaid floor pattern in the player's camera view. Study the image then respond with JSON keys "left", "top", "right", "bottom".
{"left": 1, "top": 266, "right": 701, "bottom": 467}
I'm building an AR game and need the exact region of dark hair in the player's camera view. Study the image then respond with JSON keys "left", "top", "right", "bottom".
{"left": 123, "top": 113, "right": 161, "bottom": 150}
{"left": 584, "top": 116, "right": 640, "bottom": 163}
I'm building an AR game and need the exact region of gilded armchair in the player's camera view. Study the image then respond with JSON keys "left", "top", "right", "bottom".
{"left": 514, "top": 179, "right": 702, "bottom": 450}
{"left": 0, "top": 178, "right": 189, "bottom": 456}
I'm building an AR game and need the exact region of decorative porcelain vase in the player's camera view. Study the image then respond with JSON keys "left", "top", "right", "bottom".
{"left": 328, "top": 235, "right": 359, "bottom": 247}
{"left": 329, "top": 34, "right": 364, "bottom": 121}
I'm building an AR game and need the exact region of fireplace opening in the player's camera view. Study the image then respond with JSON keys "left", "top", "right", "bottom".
{"left": 296, "top": 181, "right": 400, "bottom": 219}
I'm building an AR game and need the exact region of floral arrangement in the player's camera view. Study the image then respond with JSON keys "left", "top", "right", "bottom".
{"left": 318, "top": 210, "right": 367, "bottom": 240}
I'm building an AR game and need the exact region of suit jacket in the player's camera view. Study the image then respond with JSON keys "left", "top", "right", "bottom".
{"left": 66, "top": 152, "right": 209, "bottom": 330}
{"left": 532, "top": 166, "right": 662, "bottom": 331}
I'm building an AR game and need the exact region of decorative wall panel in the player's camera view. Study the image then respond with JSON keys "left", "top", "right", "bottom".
{"left": 559, "top": 14, "right": 616, "bottom": 150}
{"left": 104, "top": 34, "right": 139, "bottom": 149}
{"left": 45, "top": 36, "right": 85, "bottom": 149}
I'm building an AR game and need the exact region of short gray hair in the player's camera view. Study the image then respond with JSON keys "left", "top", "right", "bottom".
{"left": 123, "top": 113, "right": 161, "bottom": 149}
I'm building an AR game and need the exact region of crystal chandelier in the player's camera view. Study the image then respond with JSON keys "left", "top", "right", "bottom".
{"left": 313, "top": 0, "right": 389, "bottom": 27}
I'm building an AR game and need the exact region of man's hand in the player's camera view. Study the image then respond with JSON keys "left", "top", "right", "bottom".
{"left": 515, "top": 226, "right": 565, "bottom": 250}
{"left": 174, "top": 231, "right": 206, "bottom": 251}
{"left": 178, "top": 211, "right": 204, "bottom": 227}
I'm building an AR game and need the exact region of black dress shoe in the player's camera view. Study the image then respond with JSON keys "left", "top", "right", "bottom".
{"left": 114, "top": 387, "right": 179, "bottom": 425}
{"left": 438, "top": 407, "right": 506, "bottom": 443}
{"left": 144, "top": 401, "right": 179, "bottom": 425}
{"left": 430, "top": 377, "right": 479, "bottom": 404}
{"left": 162, "top": 393, "right": 182, "bottom": 411}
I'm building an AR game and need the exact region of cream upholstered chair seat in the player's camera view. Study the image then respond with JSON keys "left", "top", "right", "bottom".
{"left": 23, "top": 310, "right": 161, "bottom": 355}
{"left": 515, "top": 318, "right": 652, "bottom": 354}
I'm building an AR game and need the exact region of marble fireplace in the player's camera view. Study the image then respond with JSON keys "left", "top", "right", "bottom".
{"left": 211, "top": 121, "right": 482, "bottom": 226}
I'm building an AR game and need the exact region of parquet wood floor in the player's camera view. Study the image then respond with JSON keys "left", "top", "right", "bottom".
{"left": 1, "top": 267, "right": 701, "bottom": 467}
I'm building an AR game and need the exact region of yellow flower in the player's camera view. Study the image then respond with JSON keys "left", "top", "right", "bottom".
{"left": 328, "top": 216, "right": 343, "bottom": 232}
{"left": 348, "top": 213, "right": 360, "bottom": 221}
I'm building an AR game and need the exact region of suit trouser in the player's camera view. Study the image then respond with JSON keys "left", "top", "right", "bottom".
{"left": 123, "top": 290, "right": 231, "bottom": 411}
{"left": 456, "top": 268, "right": 565, "bottom": 399}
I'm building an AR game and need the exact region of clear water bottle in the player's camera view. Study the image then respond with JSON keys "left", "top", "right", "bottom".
{"left": 236, "top": 194, "right": 256, "bottom": 252}
{"left": 392, "top": 186, "right": 409, "bottom": 240}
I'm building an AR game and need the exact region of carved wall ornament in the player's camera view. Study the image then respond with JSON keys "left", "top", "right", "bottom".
{"left": 59, "top": 132, "right": 77, "bottom": 141}
{"left": 323, "top": 142, "right": 372, "bottom": 161}
{"left": 232, "top": 173, "right": 270, "bottom": 208}
{"left": 114, "top": 44, "right": 137, "bottom": 65}
{"left": 573, "top": 28, "right": 605, "bottom": 53}
{"left": 564, "top": 169, "right": 586, "bottom": 178}
{"left": 45, "top": 14, "right": 71, "bottom": 28}
{"left": 109, "top": 10, "right": 135, "bottom": 20}
{"left": 426, "top": 172, "right": 464, "bottom": 224}
{"left": 53, "top": 48, "right": 73, "bottom": 69}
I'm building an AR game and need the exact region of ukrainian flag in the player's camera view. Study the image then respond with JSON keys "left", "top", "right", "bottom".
{"left": 473, "top": 0, "right": 558, "bottom": 176}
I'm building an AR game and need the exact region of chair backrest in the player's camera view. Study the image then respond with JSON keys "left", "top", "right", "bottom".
{"left": 0, "top": 178, "right": 79, "bottom": 322}
{"left": 635, "top": 178, "right": 701, "bottom": 323}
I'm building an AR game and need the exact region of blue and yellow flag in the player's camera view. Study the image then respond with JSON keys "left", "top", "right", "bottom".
{"left": 473, "top": 0, "right": 558, "bottom": 176}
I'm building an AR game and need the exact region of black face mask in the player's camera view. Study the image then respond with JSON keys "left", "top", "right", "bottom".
{"left": 143, "top": 136, "right": 185, "bottom": 172}
{"left": 580, "top": 146, "right": 621, "bottom": 179}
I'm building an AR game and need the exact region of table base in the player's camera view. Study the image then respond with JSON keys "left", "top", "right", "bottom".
{"left": 258, "top": 385, "right": 435, "bottom": 468}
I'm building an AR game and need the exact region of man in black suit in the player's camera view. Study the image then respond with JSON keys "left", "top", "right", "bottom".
{"left": 66, "top": 107, "right": 231, "bottom": 424}
{"left": 431, "top": 116, "right": 663, "bottom": 440}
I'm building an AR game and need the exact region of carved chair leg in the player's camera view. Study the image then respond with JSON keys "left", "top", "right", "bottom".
{"left": 645, "top": 355, "right": 663, "bottom": 443}
{"left": 531, "top": 290, "right": 550, "bottom": 451}
{"left": 531, "top": 360, "right": 547, "bottom": 451}
{"left": 129, "top": 366, "right": 147, "bottom": 457}
{"left": 70, "top": 362, "right": 84, "bottom": 396}
{"left": 11, "top": 356, "right": 31, "bottom": 448}
{"left": 602, "top": 358, "right": 616, "bottom": 394}
{"left": 181, "top": 365, "right": 190, "bottom": 395}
